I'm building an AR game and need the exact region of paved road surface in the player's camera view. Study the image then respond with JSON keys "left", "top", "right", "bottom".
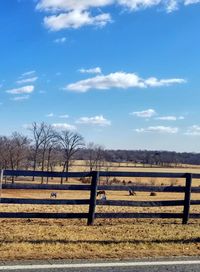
{"left": 0, "top": 259, "right": 200, "bottom": 272}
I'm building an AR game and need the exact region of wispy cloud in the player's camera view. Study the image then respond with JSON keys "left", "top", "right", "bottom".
{"left": 46, "top": 113, "right": 54, "bottom": 117}
{"left": 52, "top": 123, "right": 76, "bottom": 130}
{"left": 135, "top": 126, "right": 179, "bottom": 134}
{"left": 79, "top": 67, "right": 102, "bottom": 74}
{"left": 39, "top": 90, "right": 46, "bottom": 94}
{"left": 54, "top": 37, "right": 66, "bottom": 43}
{"left": 59, "top": 114, "right": 69, "bottom": 119}
{"left": 16, "top": 77, "right": 38, "bottom": 84}
{"left": 66, "top": 72, "right": 186, "bottom": 92}
{"left": 6, "top": 85, "right": 34, "bottom": 95}
{"left": 155, "top": 116, "right": 184, "bottom": 121}
{"left": 76, "top": 115, "right": 111, "bottom": 126}
{"left": 185, "top": 125, "right": 200, "bottom": 136}
{"left": 144, "top": 77, "right": 186, "bottom": 87}
{"left": 22, "top": 123, "right": 32, "bottom": 129}
{"left": 21, "top": 70, "right": 36, "bottom": 77}
{"left": 130, "top": 109, "right": 156, "bottom": 118}
{"left": 11, "top": 95, "right": 30, "bottom": 101}
{"left": 184, "top": 0, "right": 200, "bottom": 5}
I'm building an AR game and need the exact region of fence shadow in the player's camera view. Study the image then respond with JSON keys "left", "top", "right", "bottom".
{"left": 1, "top": 237, "right": 200, "bottom": 245}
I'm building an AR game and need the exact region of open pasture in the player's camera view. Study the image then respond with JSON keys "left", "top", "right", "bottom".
{"left": 0, "top": 166, "right": 200, "bottom": 261}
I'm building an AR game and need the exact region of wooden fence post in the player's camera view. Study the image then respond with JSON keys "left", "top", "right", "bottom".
{"left": 87, "top": 171, "right": 99, "bottom": 226}
{"left": 182, "top": 173, "right": 192, "bottom": 224}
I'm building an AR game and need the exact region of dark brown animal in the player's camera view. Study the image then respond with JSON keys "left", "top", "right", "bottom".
{"left": 150, "top": 192, "right": 157, "bottom": 196}
{"left": 97, "top": 190, "right": 106, "bottom": 196}
{"left": 129, "top": 190, "right": 136, "bottom": 196}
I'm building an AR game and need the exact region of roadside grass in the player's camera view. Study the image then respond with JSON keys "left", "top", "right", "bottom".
{"left": 0, "top": 217, "right": 200, "bottom": 260}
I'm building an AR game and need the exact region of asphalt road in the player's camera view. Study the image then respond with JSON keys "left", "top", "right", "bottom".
{"left": 0, "top": 259, "right": 200, "bottom": 272}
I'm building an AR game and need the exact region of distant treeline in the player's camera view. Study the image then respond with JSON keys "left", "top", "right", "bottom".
{"left": 0, "top": 122, "right": 200, "bottom": 180}
{"left": 76, "top": 149, "right": 200, "bottom": 167}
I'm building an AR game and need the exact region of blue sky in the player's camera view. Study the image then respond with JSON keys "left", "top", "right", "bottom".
{"left": 0, "top": 0, "right": 200, "bottom": 152}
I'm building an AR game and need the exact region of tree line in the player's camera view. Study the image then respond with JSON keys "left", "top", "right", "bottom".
{"left": 0, "top": 122, "right": 108, "bottom": 183}
{"left": 0, "top": 121, "right": 200, "bottom": 183}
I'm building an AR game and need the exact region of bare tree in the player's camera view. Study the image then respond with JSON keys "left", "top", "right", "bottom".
{"left": 46, "top": 137, "right": 60, "bottom": 183}
{"left": 7, "top": 132, "right": 30, "bottom": 183}
{"left": 0, "top": 136, "right": 9, "bottom": 170}
{"left": 39, "top": 125, "right": 57, "bottom": 183}
{"left": 57, "top": 130, "right": 84, "bottom": 183}
{"left": 86, "top": 142, "right": 105, "bottom": 172}
{"left": 29, "top": 122, "right": 47, "bottom": 180}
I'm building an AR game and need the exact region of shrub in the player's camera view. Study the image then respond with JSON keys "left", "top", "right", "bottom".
{"left": 81, "top": 177, "right": 91, "bottom": 184}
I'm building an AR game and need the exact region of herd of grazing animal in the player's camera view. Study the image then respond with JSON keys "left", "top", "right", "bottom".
{"left": 49, "top": 180, "right": 158, "bottom": 199}
{"left": 49, "top": 190, "right": 137, "bottom": 199}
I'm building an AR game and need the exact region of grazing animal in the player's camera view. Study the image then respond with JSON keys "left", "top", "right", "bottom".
{"left": 129, "top": 190, "right": 136, "bottom": 196}
{"left": 97, "top": 190, "right": 106, "bottom": 197}
{"left": 97, "top": 190, "right": 107, "bottom": 201}
{"left": 50, "top": 192, "right": 57, "bottom": 198}
{"left": 150, "top": 192, "right": 157, "bottom": 196}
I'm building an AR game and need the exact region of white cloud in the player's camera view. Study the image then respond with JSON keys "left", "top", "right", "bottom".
{"left": 21, "top": 70, "right": 36, "bottom": 77}
{"left": 76, "top": 115, "right": 111, "bottom": 126}
{"left": 135, "top": 126, "right": 178, "bottom": 134}
{"left": 144, "top": 77, "right": 186, "bottom": 87}
{"left": 16, "top": 77, "right": 38, "bottom": 84}
{"left": 6, "top": 85, "right": 34, "bottom": 95}
{"left": 44, "top": 10, "right": 111, "bottom": 31}
{"left": 11, "top": 95, "right": 30, "bottom": 101}
{"left": 118, "top": 0, "right": 179, "bottom": 12}
{"left": 185, "top": 125, "right": 200, "bottom": 136}
{"left": 54, "top": 37, "right": 66, "bottom": 43}
{"left": 156, "top": 115, "right": 185, "bottom": 121}
{"left": 184, "top": 0, "right": 200, "bottom": 5}
{"left": 36, "top": 0, "right": 114, "bottom": 11}
{"left": 79, "top": 67, "right": 102, "bottom": 74}
{"left": 46, "top": 113, "right": 54, "bottom": 117}
{"left": 66, "top": 72, "right": 186, "bottom": 92}
{"left": 117, "top": 0, "right": 161, "bottom": 10}
{"left": 59, "top": 114, "right": 69, "bottom": 119}
{"left": 36, "top": 0, "right": 180, "bottom": 12}
{"left": 52, "top": 123, "right": 76, "bottom": 130}
{"left": 35, "top": 0, "right": 200, "bottom": 32}
{"left": 130, "top": 109, "right": 156, "bottom": 118}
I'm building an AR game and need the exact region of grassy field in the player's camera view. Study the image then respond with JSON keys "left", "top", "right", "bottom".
{"left": 0, "top": 164, "right": 200, "bottom": 261}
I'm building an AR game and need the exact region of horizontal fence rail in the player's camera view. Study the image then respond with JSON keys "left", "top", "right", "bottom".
{"left": 95, "top": 212, "right": 184, "bottom": 219}
{"left": 96, "top": 200, "right": 185, "bottom": 207}
{"left": 0, "top": 212, "right": 88, "bottom": 219}
{"left": 2, "top": 184, "right": 91, "bottom": 191}
{"left": 0, "top": 198, "right": 90, "bottom": 205}
{"left": 0, "top": 169, "right": 200, "bottom": 225}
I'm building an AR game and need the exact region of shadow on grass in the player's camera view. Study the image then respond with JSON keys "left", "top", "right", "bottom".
{"left": 1, "top": 238, "right": 200, "bottom": 245}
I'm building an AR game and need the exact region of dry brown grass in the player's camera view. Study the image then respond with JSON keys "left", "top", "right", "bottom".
{"left": 0, "top": 164, "right": 200, "bottom": 261}
{"left": 0, "top": 217, "right": 200, "bottom": 261}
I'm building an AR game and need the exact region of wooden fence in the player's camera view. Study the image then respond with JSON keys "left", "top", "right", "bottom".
{"left": 0, "top": 170, "right": 200, "bottom": 225}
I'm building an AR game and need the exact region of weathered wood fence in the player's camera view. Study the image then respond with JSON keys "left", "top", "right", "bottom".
{"left": 0, "top": 170, "right": 200, "bottom": 225}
